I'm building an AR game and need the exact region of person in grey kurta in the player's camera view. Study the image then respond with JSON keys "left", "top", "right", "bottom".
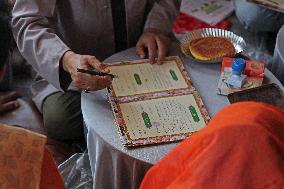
{"left": 11, "top": 0, "right": 180, "bottom": 141}
{"left": 234, "top": 0, "right": 284, "bottom": 32}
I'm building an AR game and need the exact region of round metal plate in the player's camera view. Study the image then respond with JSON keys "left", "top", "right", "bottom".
{"left": 180, "top": 28, "right": 246, "bottom": 63}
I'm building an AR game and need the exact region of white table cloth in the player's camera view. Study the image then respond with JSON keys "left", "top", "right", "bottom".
{"left": 82, "top": 44, "right": 282, "bottom": 189}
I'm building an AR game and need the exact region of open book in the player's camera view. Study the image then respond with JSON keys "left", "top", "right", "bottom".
{"left": 107, "top": 56, "right": 210, "bottom": 147}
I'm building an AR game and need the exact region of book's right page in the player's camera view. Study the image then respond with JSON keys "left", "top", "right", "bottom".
{"left": 118, "top": 93, "right": 206, "bottom": 139}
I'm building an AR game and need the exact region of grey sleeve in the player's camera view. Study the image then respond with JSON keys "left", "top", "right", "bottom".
{"left": 11, "top": 0, "right": 71, "bottom": 91}
{"left": 144, "top": 0, "right": 181, "bottom": 35}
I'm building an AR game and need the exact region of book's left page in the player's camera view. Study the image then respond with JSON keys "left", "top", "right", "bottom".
{"left": 108, "top": 57, "right": 192, "bottom": 97}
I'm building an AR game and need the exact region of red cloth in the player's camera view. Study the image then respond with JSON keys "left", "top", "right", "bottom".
{"left": 40, "top": 148, "right": 66, "bottom": 189}
{"left": 172, "top": 12, "right": 231, "bottom": 34}
{"left": 140, "top": 102, "right": 284, "bottom": 189}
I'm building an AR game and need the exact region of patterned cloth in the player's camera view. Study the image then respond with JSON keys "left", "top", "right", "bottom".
{"left": 0, "top": 123, "right": 65, "bottom": 189}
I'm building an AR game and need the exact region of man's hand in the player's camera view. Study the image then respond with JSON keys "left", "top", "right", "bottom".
{"left": 0, "top": 91, "right": 20, "bottom": 114}
{"left": 62, "top": 51, "right": 113, "bottom": 91}
{"left": 136, "top": 29, "right": 171, "bottom": 64}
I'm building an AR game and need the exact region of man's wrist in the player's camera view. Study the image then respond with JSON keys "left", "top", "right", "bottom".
{"left": 59, "top": 50, "right": 74, "bottom": 91}
{"left": 144, "top": 28, "right": 161, "bottom": 34}
{"left": 144, "top": 28, "right": 168, "bottom": 36}
{"left": 61, "top": 50, "right": 75, "bottom": 73}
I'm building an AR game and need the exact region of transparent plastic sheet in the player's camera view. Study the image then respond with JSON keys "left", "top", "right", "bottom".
{"left": 243, "top": 45, "right": 273, "bottom": 67}
{"left": 229, "top": 14, "right": 274, "bottom": 67}
{"left": 58, "top": 153, "right": 93, "bottom": 189}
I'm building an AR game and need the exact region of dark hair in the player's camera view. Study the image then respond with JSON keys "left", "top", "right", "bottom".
{"left": 0, "top": 0, "right": 11, "bottom": 68}
{"left": 0, "top": 0, "right": 10, "bottom": 14}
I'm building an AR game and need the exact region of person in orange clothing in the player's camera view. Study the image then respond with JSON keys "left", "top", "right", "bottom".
{"left": 140, "top": 102, "right": 284, "bottom": 189}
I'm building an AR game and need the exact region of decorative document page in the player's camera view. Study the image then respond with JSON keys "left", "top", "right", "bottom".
{"left": 109, "top": 60, "right": 189, "bottom": 97}
{"left": 107, "top": 56, "right": 210, "bottom": 147}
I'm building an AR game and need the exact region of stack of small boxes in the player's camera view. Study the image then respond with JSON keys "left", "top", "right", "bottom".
{"left": 217, "top": 57, "right": 265, "bottom": 95}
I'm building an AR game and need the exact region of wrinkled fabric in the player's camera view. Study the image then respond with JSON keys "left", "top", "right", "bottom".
{"left": 87, "top": 124, "right": 152, "bottom": 189}
{"left": 272, "top": 25, "right": 284, "bottom": 85}
{"left": 140, "top": 102, "right": 284, "bottom": 189}
{"left": 234, "top": 0, "right": 284, "bottom": 32}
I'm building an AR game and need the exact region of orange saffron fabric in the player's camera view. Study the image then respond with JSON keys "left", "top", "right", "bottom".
{"left": 140, "top": 102, "right": 284, "bottom": 189}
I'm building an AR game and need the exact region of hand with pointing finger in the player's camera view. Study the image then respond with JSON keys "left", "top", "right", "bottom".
{"left": 136, "top": 29, "right": 171, "bottom": 65}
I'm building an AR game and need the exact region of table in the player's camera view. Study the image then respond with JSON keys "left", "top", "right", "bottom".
{"left": 82, "top": 44, "right": 283, "bottom": 189}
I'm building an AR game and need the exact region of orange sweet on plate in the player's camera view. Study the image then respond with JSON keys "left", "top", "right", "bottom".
{"left": 188, "top": 37, "right": 236, "bottom": 61}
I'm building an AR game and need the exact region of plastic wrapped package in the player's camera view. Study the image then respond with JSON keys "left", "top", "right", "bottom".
{"left": 59, "top": 153, "right": 93, "bottom": 189}
{"left": 243, "top": 45, "right": 273, "bottom": 67}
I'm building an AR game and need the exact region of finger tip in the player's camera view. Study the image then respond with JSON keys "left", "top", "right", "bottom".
{"left": 14, "top": 101, "right": 20, "bottom": 108}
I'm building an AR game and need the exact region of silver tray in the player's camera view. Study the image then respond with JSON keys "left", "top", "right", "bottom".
{"left": 180, "top": 28, "right": 246, "bottom": 63}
